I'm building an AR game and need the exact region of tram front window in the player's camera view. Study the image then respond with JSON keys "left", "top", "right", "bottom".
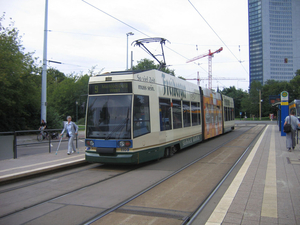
{"left": 86, "top": 95, "right": 132, "bottom": 139}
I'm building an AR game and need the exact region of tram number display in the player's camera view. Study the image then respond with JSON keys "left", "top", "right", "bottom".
{"left": 89, "top": 82, "right": 132, "bottom": 94}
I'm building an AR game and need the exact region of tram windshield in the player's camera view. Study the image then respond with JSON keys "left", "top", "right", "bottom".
{"left": 86, "top": 95, "right": 132, "bottom": 139}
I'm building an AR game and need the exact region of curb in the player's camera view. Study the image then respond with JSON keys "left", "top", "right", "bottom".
{"left": 0, "top": 158, "right": 87, "bottom": 184}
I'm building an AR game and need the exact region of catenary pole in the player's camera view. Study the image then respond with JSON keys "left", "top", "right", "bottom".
{"left": 41, "top": 0, "right": 48, "bottom": 122}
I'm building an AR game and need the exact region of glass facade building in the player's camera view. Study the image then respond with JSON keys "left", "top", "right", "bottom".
{"left": 248, "top": 0, "right": 300, "bottom": 85}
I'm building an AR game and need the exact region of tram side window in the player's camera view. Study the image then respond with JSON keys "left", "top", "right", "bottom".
{"left": 224, "top": 107, "right": 228, "bottom": 121}
{"left": 191, "top": 102, "right": 201, "bottom": 126}
{"left": 159, "top": 98, "right": 172, "bottom": 131}
{"left": 183, "top": 101, "right": 191, "bottom": 127}
{"left": 172, "top": 99, "right": 182, "bottom": 129}
{"left": 133, "top": 95, "right": 150, "bottom": 138}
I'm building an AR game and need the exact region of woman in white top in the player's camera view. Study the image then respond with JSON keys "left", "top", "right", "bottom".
{"left": 60, "top": 116, "right": 78, "bottom": 155}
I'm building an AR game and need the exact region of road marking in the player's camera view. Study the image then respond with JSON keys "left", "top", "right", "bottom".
{"left": 261, "top": 125, "right": 277, "bottom": 218}
{"left": 205, "top": 125, "right": 269, "bottom": 225}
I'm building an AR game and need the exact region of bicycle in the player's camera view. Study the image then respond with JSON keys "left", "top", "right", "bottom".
{"left": 37, "top": 129, "right": 49, "bottom": 142}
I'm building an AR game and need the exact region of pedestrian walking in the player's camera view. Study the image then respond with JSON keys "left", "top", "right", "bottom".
{"left": 60, "top": 116, "right": 78, "bottom": 155}
{"left": 284, "top": 110, "right": 300, "bottom": 152}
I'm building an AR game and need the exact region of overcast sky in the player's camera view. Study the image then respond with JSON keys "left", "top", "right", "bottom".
{"left": 2, "top": 0, "right": 250, "bottom": 91}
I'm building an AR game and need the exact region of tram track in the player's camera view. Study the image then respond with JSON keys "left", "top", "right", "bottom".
{"left": 82, "top": 125, "right": 266, "bottom": 225}
{"left": 0, "top": 163, "right": 97, "bottom": 194}
{"left": 0, "top": 164, "right": 142, "bottom": 220}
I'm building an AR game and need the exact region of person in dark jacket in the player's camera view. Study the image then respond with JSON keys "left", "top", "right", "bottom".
{"left": 284, "top": 110, "right": 300, "bottom": 152}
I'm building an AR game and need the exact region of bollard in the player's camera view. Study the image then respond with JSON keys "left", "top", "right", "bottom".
{"left": 76, "top": 134, "right": 78, "bottom": 149}
{"left": 49, "top": 135, "right": 51, "bottom": 153}
{"left": 13, "top": 131, "right": 17, "bottom": 159}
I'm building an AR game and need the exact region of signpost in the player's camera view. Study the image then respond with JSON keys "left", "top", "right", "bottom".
{"left": 280, "top": 91, "right": 289, "bottom": 136}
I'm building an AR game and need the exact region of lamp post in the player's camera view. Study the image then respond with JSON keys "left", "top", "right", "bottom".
{"left": 259, "top": 90, "right": 261, "bottom": 120}
{"left": 126, "top": 32, "right": 134, "bottom": 70}
{"left": 76, "top": 101, "right": 78, "bottom": 123}
{"left": 41, "top": 0, "right": 48, "bottom": 122}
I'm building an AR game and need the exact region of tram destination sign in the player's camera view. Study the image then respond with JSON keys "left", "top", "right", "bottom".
{"left": 89, "top": 82, "right": 132, "bottom": 94}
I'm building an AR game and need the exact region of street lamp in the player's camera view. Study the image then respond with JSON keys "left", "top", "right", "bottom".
{"left": 76, "top": 101, "right": 78, "bottom": 123}
{"left": 126, "top": 32, "right": 134, "bottom": 70}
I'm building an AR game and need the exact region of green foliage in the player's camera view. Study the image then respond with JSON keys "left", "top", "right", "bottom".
{"left": 0, "top": 13, "right": 40, "bottom": 131}
{"left": 47, "top": 74, "right": 89, "bottom": 125}
{"left": 237, "top": 74, "right": 300, "bottom": 118}
{"left": 0, "top": 14, "right": 90, "bottom": 131}
{"left": 241, "top": 81, "right": 263, "bottom": 117}
{"left": 219, "top": 86, "right": 248, "bottom": 117}
{"left": 132, "top": 58, "right": 175, "bottom": 76}
{"left": 77, "top": 118, "right": 85, "bottom": 125}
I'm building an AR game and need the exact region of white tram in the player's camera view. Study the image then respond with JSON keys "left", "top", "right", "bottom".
{"left": 85, "top": 69, "right": 235, "bottom": 164}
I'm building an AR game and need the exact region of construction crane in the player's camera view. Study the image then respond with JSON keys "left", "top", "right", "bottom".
{"left": 185, "top": 72, "right": 245, "bottom": 87}
{"left": 187, "top": 47, "right": 223, "bottom": 89}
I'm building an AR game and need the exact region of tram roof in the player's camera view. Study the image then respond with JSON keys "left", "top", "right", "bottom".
{"left": 97, "top": 69, "right": 152, "bottom": 76}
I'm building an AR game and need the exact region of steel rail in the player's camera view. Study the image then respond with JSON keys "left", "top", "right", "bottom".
{"left": 0, "top": 165, "right": 140, "bottom": 220}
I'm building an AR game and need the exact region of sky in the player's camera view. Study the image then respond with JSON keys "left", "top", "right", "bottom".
{"left": 1, "top": 0, "right": 250, "bottom": 91}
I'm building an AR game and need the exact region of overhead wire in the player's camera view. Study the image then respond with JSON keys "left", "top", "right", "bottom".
{"left": 82, "top": 0, "right": 150, "bottom": 38}
{"left": 81, "top": 0, "right": 207, "bottom": 73}
{"left": 187, "top": 0, "right": 249, "bottom": 76}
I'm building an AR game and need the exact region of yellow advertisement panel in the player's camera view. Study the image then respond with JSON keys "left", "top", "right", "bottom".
{"left": 203, "top": 90, "right": 223, "bottom": 140}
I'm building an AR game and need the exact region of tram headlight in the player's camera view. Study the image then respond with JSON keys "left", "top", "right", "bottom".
{"left": 118, "top": 141, "right": 131, "bottom": 147}
{"left": 86, "top": 140, "right": 94, "bottom": 147}
{"left": 119, "top": 141, "right": 125, "bottom": 147}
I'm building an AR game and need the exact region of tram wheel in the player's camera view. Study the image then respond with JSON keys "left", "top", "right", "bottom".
{"left": 164, "top": 147, "right": 171, "bottom": 158}
{"left": 170, "top": 146, "right": 177, "bottom": 156}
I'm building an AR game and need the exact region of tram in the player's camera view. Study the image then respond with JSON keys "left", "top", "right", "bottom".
{"left": 289, "top": 99, "right": 300, "bottom": 121}
{"left": 84, "top": 69, "right": 235, "bottom": 164}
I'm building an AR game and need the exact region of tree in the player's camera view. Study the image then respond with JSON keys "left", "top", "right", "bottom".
{"left": 0, "top": 14, "right": 40, "bottom": 131}
{"left": 48, "top": 73, "right": 89, "bottom": 125}
{"left": 241, "top": 81, "right": 262, "bottom": 118}
{"left": 220, "top": 86, "right": 248, "bottom": 117}
{"left": 132, "top": 58, "right": 175, "bottom": 75}
{"left": 289, "top": 75, "right": 300, "bottom": 99}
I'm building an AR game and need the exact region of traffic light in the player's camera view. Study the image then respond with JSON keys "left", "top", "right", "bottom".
{"left": 284, "top": 58, "right": 288, "bottom": 63}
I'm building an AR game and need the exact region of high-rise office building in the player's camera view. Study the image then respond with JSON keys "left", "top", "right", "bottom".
{"left": 248, "top": 0, "right": 300, "bottom": 85}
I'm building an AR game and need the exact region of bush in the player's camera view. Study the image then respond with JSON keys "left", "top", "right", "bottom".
{"left": 77, "top": 117, "right": 85, "bottom": 125}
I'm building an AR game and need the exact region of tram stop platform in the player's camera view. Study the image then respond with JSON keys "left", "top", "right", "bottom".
{"left": 194, "top": 124, "right": 300, "bottom": 225}
{"left": 0, "top": 147, "right": 86, "bottom": 183}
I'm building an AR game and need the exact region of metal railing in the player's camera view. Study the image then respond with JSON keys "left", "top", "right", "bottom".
{"left": 0, "top": 129, "right": 83, "bottom": 159}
